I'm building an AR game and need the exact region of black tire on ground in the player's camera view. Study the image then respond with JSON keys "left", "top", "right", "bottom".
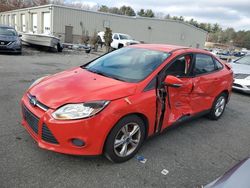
{"left": 85, "top": 48, "right": 91, "bottom": 53}
{"left": 118, "top": 44, "right": 124, "bottom": 49}
{"left": 57, "top": 43, "right": 63, "bottom": 52}
{"left": 104, "top": 115, "right": 146, "bottom": 163}
{"left": 207, "top": 93, "right": 227, "bottom": 120}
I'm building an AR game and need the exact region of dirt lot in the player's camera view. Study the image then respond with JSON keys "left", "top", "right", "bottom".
{"left": 0, "top": 48, "right": 250, "bottom": 188}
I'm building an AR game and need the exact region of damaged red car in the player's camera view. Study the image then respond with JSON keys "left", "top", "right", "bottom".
{"left": 21, "top": 44, "right": 233, "bottom": 162}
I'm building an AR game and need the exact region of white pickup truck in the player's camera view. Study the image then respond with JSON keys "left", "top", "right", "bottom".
{"left": 98, "top": 32, "right": 140, "bottom": 49}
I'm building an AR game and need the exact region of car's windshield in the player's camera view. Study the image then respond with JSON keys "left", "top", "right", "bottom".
{"left": 119, "top": 34, "right": 132, "bottom": 40}
{"left": 0, "top": 27, "right": 17, "bottom": 36}
{"left": 235, "top": 55, "right": 250, "bottom": 65}
{"left": 84, "top": 48, "right": 170, "bottom": 83}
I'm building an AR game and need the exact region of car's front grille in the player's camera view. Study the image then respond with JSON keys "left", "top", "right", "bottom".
{"left": 233, "top": 83, "right": 243, "bottom": 88}
{"left": 234, "top": 74, "right": 250, "bottom": 79}
{"left": 42, "top": 124, "right": 59, "bottom": 144}
{"left": 22, "top": 105, "right": 39, "bottom": 134}
{"left": 27, "top": 93, "right": 49, "bottom": 111}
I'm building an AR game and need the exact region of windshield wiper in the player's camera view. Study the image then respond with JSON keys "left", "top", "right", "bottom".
{"left": 87, "top": 68, "right": 125, "bottom": 82}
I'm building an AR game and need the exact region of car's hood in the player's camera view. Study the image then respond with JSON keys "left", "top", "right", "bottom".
{"left": 205, "top": 158, "right": 250, "bottom": 188}
{"left": 29, "top": 67, "right": 137, "bottom": 109}
{"left": 0, "top": 35, "right": 18, "bottom": 42}
{"left": 123, "top": 39, "right": 140, "bottom": 44}
{"left": 231, "top": 62, "right": 250, "bottom": 74}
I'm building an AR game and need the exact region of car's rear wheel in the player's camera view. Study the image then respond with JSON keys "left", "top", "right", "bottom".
{"left": 104, "top": 115, "right": 145, "bottom": 163}
{"left": 118, "top": 44, "right": 124, "bottom": 49}
{"left": 208, "top": 93, "right": 227, "bottom": 120}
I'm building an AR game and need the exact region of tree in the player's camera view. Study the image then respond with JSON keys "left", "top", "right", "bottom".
{"left": 109, "top": 7, "right": 121, "bottom": 14}
{"left": 206, "top": 23, "right": 212, "bottom": 33}
{"left": 212, "top": 23, "right": 222, "bottom": 33}
{"left": 137, "top": 9, "right": 155, "bottom": 17}
{"left": 199, "top": 23, "right": 207, "bottom": 31}
{"left": 98, "top": 5, "right": 109, "bottom": 12}
{"left": 119, "top": 5, "right": 136, "bottom": 16}
{"left": 164, "top": 14, "right": 171, "bottom": 19}
{"left": 0, "top": 0, "right": 51, "bottom": 11}
{"left": 172, "top": 16, "right": 179, "bottom": 20}
{"left": 144, "top": 9, "right": 154, "bottom": 17}
{"left": 179, "top": 16, "right": 184, "bottom": 21}
{"left": 90, "top": 30, "right": 99, "bottom": 51}
{"left": 80, "top": 21, "right": 89, "bottom": 45}
{"left": 104, "top": 27, "right": 113, "bottom": 52}
{"left": 220, "top": 28, "right": 236, "bottom": 44}
{"left": 98, "top": 5, "right": 136, "bottom": 16}
{"left": 137, "top": 9, "right": 145, "bottom": 17}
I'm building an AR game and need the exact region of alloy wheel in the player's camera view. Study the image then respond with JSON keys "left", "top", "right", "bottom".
{"left": 214, "top": 96, "right": 226, "bottom": 117}
{"left": 114, "top": 122, "right": 141, "bottom": 157}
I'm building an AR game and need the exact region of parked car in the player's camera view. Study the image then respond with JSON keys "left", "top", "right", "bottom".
{"left": 21, "top": 44, "right": 233, "bottom": 163}
{"left": 0, "top": 25, "right": 22, "bottom": 54}
{"left": 231, "top": 55, "right": 250, "bottom": 93}
{"left": 97, "top": 31, "right": 140, "bottom": 49}
{"left": 111, "top": 33, "right": 140, "bottom": 49}
{"left": 204, "top": 157, "right": 250, "bottom": 188}
{"left": 233, "top": 51, "right": 245, "bottom": 57}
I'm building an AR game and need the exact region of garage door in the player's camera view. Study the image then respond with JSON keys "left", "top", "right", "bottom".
{"left": 43, "top": 12, "right": 51, "bottom": 34}
{"left": 65, "top": 26, "right": 73, "bottom": 43}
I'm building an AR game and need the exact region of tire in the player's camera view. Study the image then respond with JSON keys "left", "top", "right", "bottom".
{"left": 104, "top": 115, "right": 146, "bottom": 163}
{"left": 207, "top": 93, "right": 227, "bottom": 120}
{"left": 118, "top": 44, "right": 124, "bottom": 49}
{"left": 16, "top": 51, "right": 22, "bottom": 55}
{"left": 85, "top": 48, "right": 91, "bottom": 53}
{"left": 57, "top": 43, "right": 63, "bottom": 52}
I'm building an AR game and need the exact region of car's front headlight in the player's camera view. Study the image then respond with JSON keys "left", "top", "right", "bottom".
{"left": 29, "top": 75, "right": 50, "bottom": 89}
{"left": 52, "top": 101, "right": 110, "bottom": 120}
{"left": 125, "top": 42, "right": 130, "bottom": 46}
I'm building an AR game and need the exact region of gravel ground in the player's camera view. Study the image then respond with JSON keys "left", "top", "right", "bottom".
{"left": 0, "top": 48, "right": 250, "bottom": 188}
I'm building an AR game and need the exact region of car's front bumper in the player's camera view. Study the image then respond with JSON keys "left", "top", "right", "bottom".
{"left": 0, "top": 43, "right": 22, "bottom": 53}
{"left": 232, "top": 79, "right": 250, "bottom": 94}
{"left": 21, "top": 94, "right": 118, "bottom": 155}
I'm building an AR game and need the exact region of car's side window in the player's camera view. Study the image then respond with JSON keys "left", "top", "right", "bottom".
{"left": 113, "top": 34, "right": 119, "bottom": 40}
{"left": 214, "top": 58, "right": 223, "bottom": 70}
{"left": 193, "top": 54, "right": 216, "bottom": 75}
{"left": 165, "top": 55, "right": 192, "bottom": 77}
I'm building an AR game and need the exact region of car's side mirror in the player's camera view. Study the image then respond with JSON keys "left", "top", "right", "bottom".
{"left": 163, "top": 75, "right": 183, "bottom": 88}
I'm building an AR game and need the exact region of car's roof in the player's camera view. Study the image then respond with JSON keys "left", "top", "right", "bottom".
{"left": 130, "top": 44, "right": 208, "bottom": 54}
{"left": 114, "top": 33, "right": 130, "bottom": 36}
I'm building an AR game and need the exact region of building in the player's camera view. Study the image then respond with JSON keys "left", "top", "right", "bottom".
{"left": 0, "top": 4, "right": 207, "bottom": 48}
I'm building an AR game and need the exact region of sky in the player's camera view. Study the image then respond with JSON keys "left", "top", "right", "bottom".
{"left": 65, "top": 0, "right": 250, "bottom": 31}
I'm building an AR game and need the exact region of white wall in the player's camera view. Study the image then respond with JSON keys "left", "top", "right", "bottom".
{"left": 52, "top": 5, "right": 207, "bottom": 47}
{"left": 0, "top": 5, "right": 207, "bottom": 47}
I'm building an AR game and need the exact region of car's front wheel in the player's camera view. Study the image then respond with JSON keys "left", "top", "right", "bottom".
{"left": 208, "top": 93, "right": 227, "bottom": 120}
{"left": 104, "top": 115, "right": 145, "bottom": 163}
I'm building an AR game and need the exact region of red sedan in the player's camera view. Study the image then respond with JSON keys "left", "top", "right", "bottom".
{"left": 21, "top": 44, "right": 233, "bottom": 162}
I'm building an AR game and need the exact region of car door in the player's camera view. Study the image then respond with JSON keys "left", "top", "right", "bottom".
{"left": 155, "top": 54, "right": 194, "bottom": 133}
{"left": 190, "top": 53, "right": 222, "bottom": 113}
{"left": 111, "top": 34, "right": 119, "bottom": 49}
